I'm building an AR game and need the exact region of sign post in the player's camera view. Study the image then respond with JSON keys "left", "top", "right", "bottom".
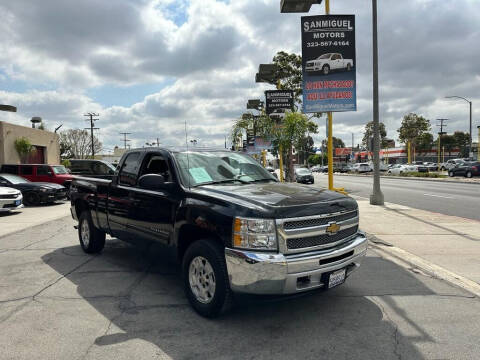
{"left": 301, "top": 7, "right": 356, "bottom": 191}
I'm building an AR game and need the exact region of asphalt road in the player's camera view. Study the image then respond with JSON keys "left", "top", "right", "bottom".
{"left": 1, "top": 216, "right": 479, "bottom": 359}
{"left": 314, "top": 174, "right": 480, "bottom": 221}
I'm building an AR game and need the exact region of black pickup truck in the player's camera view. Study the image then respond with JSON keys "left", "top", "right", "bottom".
{"left": 70, "top": 147, "right": 367, "bottom": 317}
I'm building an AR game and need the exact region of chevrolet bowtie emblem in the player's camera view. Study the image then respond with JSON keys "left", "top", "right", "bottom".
{"left": 326, "top": 222, "right": 341, "bottom": 235}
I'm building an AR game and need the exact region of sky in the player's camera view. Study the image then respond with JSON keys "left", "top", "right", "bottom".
{"left": 1, "top": 0, "right": 479, "bottom": 153}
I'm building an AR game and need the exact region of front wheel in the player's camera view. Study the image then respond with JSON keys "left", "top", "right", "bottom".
{"left": 465, "top": 171, "right": 472, "bottom": 178}
{"left": 23, "top": 192, "right": 40, "bottom": 206}
{"left": 347, "top": 63, "right": 352, "bottom": 71}
{"left": 182, "top": 240, "right": 232, "bottom": 318}
{"left": 78, "top": 211, "right": 105, "bottom": 254}
{"left": 448, "top": 171, "right": 454, "bottom": 177}
{"left": 322, "top": 64, "right": 330, "bottom": 75}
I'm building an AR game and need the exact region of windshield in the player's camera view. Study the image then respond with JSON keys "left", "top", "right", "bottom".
{"left": 318, "top": 54, "right": 331, "bottom": 59}
{"left": 52, "top": 166, "right": 68, "bottom": 174}
{"left": 0, "top": 174, "right": 30, "bottom": 184}
{"left": 173, "top": 151, "right": 276, "bottom": 187}
{"left": 296, "top": 168, "right": 311, "bottom": 175}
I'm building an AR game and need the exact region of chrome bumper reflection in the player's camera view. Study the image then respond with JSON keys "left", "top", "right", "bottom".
{"left": 225, "top": 232, "right": 368, "bottom": 295}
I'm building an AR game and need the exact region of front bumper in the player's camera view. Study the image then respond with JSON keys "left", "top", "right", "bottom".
{"left": 0, "top": 194, "right": 23, "bottom": 212}
{"left": 225, "top": 232, "right": 368, "bottom": 295}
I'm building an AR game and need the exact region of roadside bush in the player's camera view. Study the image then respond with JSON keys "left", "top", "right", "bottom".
{"left": 61, "top": 159, "right": 71, "bottom": 168}
{"left": 399, "top": 172, "right": 447, "bottom": 178}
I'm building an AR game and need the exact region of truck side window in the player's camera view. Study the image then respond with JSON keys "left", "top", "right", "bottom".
{"left": 36, "top": 166, "right": 51, "bottom": 176}
{"left": 139, "top": 154, "right": 171, "bottom": 182}
{"left": 118, "top": 152, "right": 141, "bottom": 186}
{"left": 20, "top": 165, "right": 33, "bottom": 175}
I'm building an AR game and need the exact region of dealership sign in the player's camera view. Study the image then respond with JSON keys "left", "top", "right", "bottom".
{"left": 301, "top": 15, "right": 356, "bottom": 113}
{"left": 265, "top": 90, "right": 294, "bottom": 115}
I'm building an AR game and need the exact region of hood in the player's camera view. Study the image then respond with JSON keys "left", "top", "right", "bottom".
{"left": 11, "top": 182, "right": 64, "bottom": 191}
{"left": 194, "top": 182, "right": 356, "bottom": 218}
{"left": 0, "top": 187, "right": 21, "bottom": 195}
{"left": 35, "top": 182, "right": 66, "bottom": 189}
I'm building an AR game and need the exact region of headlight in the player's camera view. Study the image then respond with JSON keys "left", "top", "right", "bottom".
{"left": 233, "top": 217, "right": 277, "bottom": 250}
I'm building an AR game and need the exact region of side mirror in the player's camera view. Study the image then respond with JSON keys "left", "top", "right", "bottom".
{"left": 48, "top": 171, "right": 53, "bottom": 176}
{"left": 138, "top": 174, "right": 165, "bottom": 190}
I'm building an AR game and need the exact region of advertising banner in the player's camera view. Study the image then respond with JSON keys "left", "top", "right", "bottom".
{"left": 265, "top": 90, "right": 295, "bottom": 115}
{"left": 301, "top": 15, "right": 356, "bottom": 113}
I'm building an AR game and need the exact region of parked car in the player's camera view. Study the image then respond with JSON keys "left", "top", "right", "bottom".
{"left": 423, "top": 162, "right": 438, "bottom": 171}
{"left": 333, "top": 163, "right": 349, "bottom": 173}
{"left": 295, "top": 167, "right": 314, "bottom": 184}
{"left": 70, "top": 148, "right": 367, "bottom": 317}
{"left": 387, "top": 164, "right": 415, "bottom": 175}
{"left": 0, "top": 174, "right": 67, "bottom": 206}
{"left": 411, "top": 161, "right": 428, "bottom": 172}
{"left": 0, "top": 186, "right": 23, "bottom": 213}
{"left": 448, "top": 162, "right": 480, "bottom": 178}
{"left": 0, "top": 164, "right": 73, "bottom": 190}
{"left": 311, "top": 165, "right": 321, "bottom": 172}
{"left": 356, "top": 163, "right": 372, "bottom": 173}
{"left": 440, "top": 159, "right": 465, "bottom": 171}
{"left": 305, "top": 53, "right": 353, "bottom": 75}
{"left": 265, "top": 166, "right": 278, "bottom": 179}
{"left": 68, "top": 159, "right": 116, "bottom": 179}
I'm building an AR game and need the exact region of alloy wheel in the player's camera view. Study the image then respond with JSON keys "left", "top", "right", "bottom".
{"left": 189, "top": 256, "right": 216, "bottom": 304}
{"left": 80, "top": 220, "right": 90, "bottom": 248}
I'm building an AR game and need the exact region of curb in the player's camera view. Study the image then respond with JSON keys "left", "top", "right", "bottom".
{"left": 369, "top": 238, "right": 480, "bottom": 298}
{"left": 332, "top": 173, "right": 480, "bottom": 186}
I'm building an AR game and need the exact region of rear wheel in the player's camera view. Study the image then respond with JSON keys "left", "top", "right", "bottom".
{"left": 465, "top": 171, "right": 473, "bottom": 178}
{"left": 182, "top": 239, "right": 232, "bottom": 318}
{"left": 78, "top": 211, "right": 105, "bottom": 254}
{"left": 23, "top": 192, "right": 39, "bottom": 206}
{"left": 448, "top": 171, "right": 454, "bottom": 177}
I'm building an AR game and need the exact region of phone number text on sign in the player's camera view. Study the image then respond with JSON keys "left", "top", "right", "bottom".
{"left": 306, "top": 41, "right": 350, "bottom": 48}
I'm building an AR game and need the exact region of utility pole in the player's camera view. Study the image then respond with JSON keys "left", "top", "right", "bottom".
{"left": 84, "top": 113, "right": 99, "bottom": 158}
{"left": 370, "top": 0, "right": 384, "bottom": 205}
{"left": 351, "top": 133, "right": 354, "bottom": 162}
{"left": 119, "top": 132, "right": 131, "bottom": 149}
{"left": 436, "top": 119, "right": 448, "bottom": 165}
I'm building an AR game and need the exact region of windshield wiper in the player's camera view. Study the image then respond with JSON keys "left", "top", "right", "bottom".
{"left": 245, "top": 178, "right": 276, "bottom": 183}
{"left": 195, "top": 178, "right": 248, "bottom": 187}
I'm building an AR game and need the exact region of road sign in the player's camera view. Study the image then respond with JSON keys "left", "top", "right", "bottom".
{"left": 265, "top": 90, "right": 294, "bottom": 115}
{"left": 301, "top": 15, "right": 357, "bottom": 113}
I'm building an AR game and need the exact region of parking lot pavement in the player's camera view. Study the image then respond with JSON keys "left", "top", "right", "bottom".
{"left": 0, "top": 202, "right": 70, "bottom": 237}
{"left": 1, "top": 217, "right": 480, "bottom": 359}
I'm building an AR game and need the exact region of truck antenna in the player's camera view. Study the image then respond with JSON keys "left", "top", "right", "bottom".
{"left": 184, "top": 120, "right": 191, "bottom": 189}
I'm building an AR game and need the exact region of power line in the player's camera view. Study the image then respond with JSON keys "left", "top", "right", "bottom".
{"left": 120, "top": 133, "right": 131, "bottom": 149}
{"left": 84, "top": 113, "right": 99, "bottom": 158}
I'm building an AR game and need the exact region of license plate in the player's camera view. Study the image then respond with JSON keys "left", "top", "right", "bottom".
{"left": 328, "top": 268, "right": 346, "bottom": 289}
{"left": 14, "top": 200, "right": 21, "bottom": 206}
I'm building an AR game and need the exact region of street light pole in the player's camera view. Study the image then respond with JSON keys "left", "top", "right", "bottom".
{"left": 445, "top": 96, "right": 473, "bottom": 157}
{"left": 370, "top": 0, "right": 384, "bottom": 205}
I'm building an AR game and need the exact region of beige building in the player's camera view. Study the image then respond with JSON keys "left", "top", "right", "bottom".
{"left": 0, "top": 121, "right": 60, "bottom": 164}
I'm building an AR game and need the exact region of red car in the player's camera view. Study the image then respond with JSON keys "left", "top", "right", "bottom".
{"left": 0, "top": 164, "right": 73, "bottom": 189}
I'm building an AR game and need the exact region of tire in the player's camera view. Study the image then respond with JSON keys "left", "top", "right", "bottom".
{"left": 448, "top": 171, "right": 454, "bottom": 177}
{"left": 78, "top": 211, "right": 105, "bottom": 254}
{"left": 23, "top": 192, "right": 40, "bottom": 206}
{"left": 322, "top": 64, "right": 330, "bottom": 75}
{"left": 466, "top": 171, "right": 472, "bottom": 178}
{"left": 311, "top": 180, "right": 315, "bottom": 184}
{"left": 182, "top": 239, "right": 232, "bottom": 318}
{"left": 347, "top": 63, "right": 352, "bottom": 71}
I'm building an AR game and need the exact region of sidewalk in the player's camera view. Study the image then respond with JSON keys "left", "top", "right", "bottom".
{"left": 337, "top": 172, "right": 480, "bottom": 184}
{"left": 0, "top": 202, "right": 70, "bottom": 238}
{"left": 356, "top": 197, "right": 480, "bottom": 293}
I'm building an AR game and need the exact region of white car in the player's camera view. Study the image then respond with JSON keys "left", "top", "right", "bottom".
{"left": 356, "top": 163, "right": 372, "bottom": 173}
{"left": 305, "top": 53, "right": 354, "bottom": 75}
{"left": 0, "top": 187, "right": 23, "bottom": 213}
{"left": 388, "top": 164, "right": 416, "bottom": 175}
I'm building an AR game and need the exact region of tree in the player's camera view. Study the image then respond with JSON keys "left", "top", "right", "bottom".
{"left": 296, "top": 135, "right": 314, "bottom": 164}
{"left": 441, "top": 135, "right": 456, "bottom": 157}
{"left": 417, "top": 132, "right": 434, "bottom": 152}
{"left": 272, "top": 51, "right": 303, "bottom": 105}
{"left": 59, "top": 129, "right": 102, "bottom": 159}
{"left": 453, "top": 131, "right": 470, "bottom": 157}
{"left": 397, "top": 113, "right": 431, "bottom": 159}
{"left": 14, "top": 137, "right": 33, "bottom": 164}
{"left": 272, "top": 112, "right": 318, "bottom": 181}
{"left": 321, "top": 136, "right": 345, "bottom": 149}
{"left": 362, "top": 121, "right": 388, "bottom": 148}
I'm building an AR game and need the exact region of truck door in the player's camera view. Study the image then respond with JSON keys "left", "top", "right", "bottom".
{"left": 127, "top": 151, "right": 182, "bottom": 245}
{"left": 35, "top": 165, "right": 55, "bottom": 183}
{"left": 107, "top": 151, "right": 141, "bottom": 241}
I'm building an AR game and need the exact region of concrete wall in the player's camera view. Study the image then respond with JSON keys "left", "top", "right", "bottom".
{"left": 0, "top": 121, "right": 60, "bottom": 164}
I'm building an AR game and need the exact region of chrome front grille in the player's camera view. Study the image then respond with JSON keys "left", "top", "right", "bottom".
{"left": 283, "top": 210, "right": 358, "bottom": 230}
{"left": 286, "top": 226, "right": 358, "bottom": 249}
{"left": 277, "top": 210, "right": 359, "bottom": 254}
